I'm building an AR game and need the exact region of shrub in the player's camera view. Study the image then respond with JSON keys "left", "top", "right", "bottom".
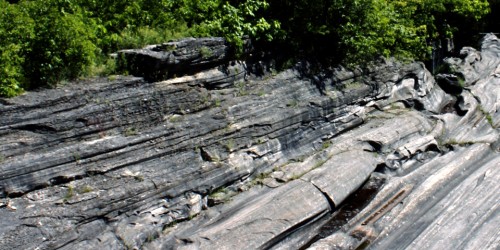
{"left": 187, "top": 0, "right": 281, "bottom": 54}
{"left": 0, "top": 0, "right": 34, "bottom": 96}
{"left": 23, "top": 0, "right": 99, "bottom": 87}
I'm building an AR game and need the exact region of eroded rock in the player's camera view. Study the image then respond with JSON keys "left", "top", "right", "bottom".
{"left": 1, "top": 35, "right": 499, "bottom": 250}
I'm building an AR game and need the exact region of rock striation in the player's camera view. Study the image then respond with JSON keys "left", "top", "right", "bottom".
{"left": 0, "top": 34, "right": 499, "bottom": 250}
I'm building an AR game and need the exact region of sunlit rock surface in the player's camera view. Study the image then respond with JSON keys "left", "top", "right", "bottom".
{"left": 0, "top": 35, "right": 498, "bottom": 250}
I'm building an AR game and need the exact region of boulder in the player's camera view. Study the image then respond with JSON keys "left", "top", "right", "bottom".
{"left": 117, "top": 37, "right": 241, "bottom": 82}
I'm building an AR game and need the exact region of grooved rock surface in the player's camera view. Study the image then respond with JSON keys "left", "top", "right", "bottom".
{"left": 0, "top": 35, "right": 499, "bottom": 250}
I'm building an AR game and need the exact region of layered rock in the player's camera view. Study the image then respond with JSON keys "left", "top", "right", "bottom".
{"left": 0, "top": 35, "right": 498, "bottom": 250}
{"left": 117, "top": 37, "right": 242, "bottom": 82}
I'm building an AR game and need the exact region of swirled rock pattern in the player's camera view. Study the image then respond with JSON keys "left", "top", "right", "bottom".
{"left": 0, "top": 35, "right": 498, "bottom": 250}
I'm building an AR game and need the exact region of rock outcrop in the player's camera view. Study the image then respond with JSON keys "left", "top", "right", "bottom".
{"left": 0, "top": 34, "right": 499, "bottom": 250}
{"left": 118, "top": 37, "right": 242, "bottom": 82}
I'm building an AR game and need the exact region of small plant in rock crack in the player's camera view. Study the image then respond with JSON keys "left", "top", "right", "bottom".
{"left": 146, "top": 233, "right": 159, "bottom": 243}
{"left": 479, "top": 105, "right": 493, "bottom": 127}
{"left": 200, "top": 46, "right": 213, "bottom": 59}
{"left": 286, "top": 100, "right": 299, "bottom": 108}
{"left": 209, "top": 186, "right": 232, "bottom": 200}
{"left": 72, "top": 152, "right": 81, "bottom": 162}
{"left": 344, "top": 81, "right": 364, "bottom": 90}
{"left": 256, "top": 137, "right": 266, "bottom": 144}
{"left": 63, "top": 185, "right": 75, "bottom": 202}
{"left": 256, "top": 90, "right": 266, "bottom": 97}
{"left": 485, "top": 114, "right": 494, "bottom": 126}
{"left": 457, "top": 77, "right": 466, "bottom": 88}
{"left": 124, "top": 127, "right": 138, "bottom": 137}
{"left": 312, "top": 159, "right": 327, "bottom": 169}
{"left": 478, "top": 105, "right": 494, "bottom": 126}
{"left": 169, "top": 114, "right": 183, "bottom": 123}
{"left": 165, "top": 44, "right": 177, "bottom": 52}
{"left": 162, "top": 220, "right": 178, "bottom": 232}
{"left": 322, "top": 141, "right": 332, "bottom": 150}
{"left": 224, "top": 139, "right": 236, "bottom": 151}
{"left": 79, "top": 185, "right": 93, "bottom": 193}
{"left": 134, "top": 175, "right": 145, "bottom": 182}
{"left": 289, "top": 173, "right": 303, "bottom": 181}
{"left": 214, "top": 99, "right": 221, "bottom": 107}
{"left": 107, "top": 75, "right": 118, "bottom": 81}
{"left": 187, "top": 213, "right": 199, "bottom": 220}
{"left": 236, "top": 82, "right": 248, "bottom": 96}
{"left": 249, "top": 171, "right": 273, "bottom": 186}
{"left": 201, "top": 93, "right": 211, "bottom": 105}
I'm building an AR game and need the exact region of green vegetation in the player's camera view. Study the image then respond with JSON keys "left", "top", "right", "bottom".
{"left": 63, "top": 185, "right": 75, "bottom": 202}
{"left": 124, "top": 127, "right": 138, "bottom": 137}
{"left": 168, "top": 115, "right": 183, "bottom": 123}
{"left": 224, "top": 139, "right": 236, "bottom": 151}
{"left": 134, "top": 174, "right": 145, "bottom": 182}
{"left": 344, "top": 81, "right": 364, "bottom": 90}
{"left": 286, "top": 99, "right": 299, "bottom": 108}
{"left": 1, "top": 0, "right": 494, "bottom": 97}
{"left": 322, "top": 141, "right": 332, "bottom": 150}
{"left": 457, "top": 77, "right": 466, "bottom": 88}
{"left": 312, "top": 159, "right": 327, "bottom": 170}
{"left": 235, "top": 81, "right": 248, "bottom": 96}
{"left": 214, "top": 99, "right": 222, "bottom": 107}
{"left": 266, "top": 0, "right": 491, "bottom": 66}
{"left": 479, "top": 105, "right": 495, "bottom": 126}
{"left": 72, "top": 152, "right": 81, "bottom": 162}
{"left": 209, "top": 186, "right": 233, "bottom": 203}
{"left": 200, "top": 46, "right": 213, "bottom": 59}
{"left": 250, "top": 171, "right": 273, "bottom": 186}
{"left": 79, "top": 185, "right": 93, "bottom": 193}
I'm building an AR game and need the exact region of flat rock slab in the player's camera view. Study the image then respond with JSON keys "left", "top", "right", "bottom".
{"left": 301, "top": 150, "right": 379, "bottom": 207}
{"left": 180, "top": 180, "right": 330, "bottom": 250}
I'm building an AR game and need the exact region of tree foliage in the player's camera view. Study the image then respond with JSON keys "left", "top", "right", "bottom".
{"left": 24, "top": 0, "right": 99, "bottom": 86}
{"left": 0, "top": 0, "right": 494, "bottom": 97}
{"left": 268, "top": 0, "right": 490, "bottom": 64}
{"left": 0, "top": 1, "right": 33, "bottom": 97}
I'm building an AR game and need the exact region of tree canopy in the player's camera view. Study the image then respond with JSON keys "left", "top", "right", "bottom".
{"left": 0, "top": 0, "right": 494, "bottom": 97}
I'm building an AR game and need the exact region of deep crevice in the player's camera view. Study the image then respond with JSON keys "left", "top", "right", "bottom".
{"left": 310, "top": 182, "right": 337, "bottom": 210}
{"left": 15, "top": 124, "right": 58, "bottom": 134}
{"left": 436, "top": 74, "right": 464, "bottom": 95}
{"left": 374, "top": 163, "right": 389, "bottom": 173}
{"left": 260, "top": 209, "right": 330, "bottom": 250}
{"left": 364, "top": 140, "right": 383, "bottom": 153}
{"left": 300, "top": 175, "right": 386, "bottom": 249}
{"left": 454, "top": 95, "right": 468, "bottom": 116}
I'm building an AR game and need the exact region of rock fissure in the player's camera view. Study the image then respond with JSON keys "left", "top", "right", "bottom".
{"left": 309, "top": 182, "right": 337, "bottom": 211}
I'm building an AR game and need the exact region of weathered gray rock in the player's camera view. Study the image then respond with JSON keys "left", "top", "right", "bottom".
{"left": 301, "top": 150, "right": 379, "bottom": 207}
{"left": 0, "top": 34, "right": 499, "bottom": 250}
{"left": 118, "top": 37, "right": 242, "bottom": 82}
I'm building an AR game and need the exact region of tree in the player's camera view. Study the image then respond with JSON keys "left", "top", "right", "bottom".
{"left": 23, "top": 0, "right": 99, "bottom": 86}
{"left": 0, "top": 0, "right": 33, "bottom": 96}
{"left": 287, "top": 0, "right": 489, "bottom": 63}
